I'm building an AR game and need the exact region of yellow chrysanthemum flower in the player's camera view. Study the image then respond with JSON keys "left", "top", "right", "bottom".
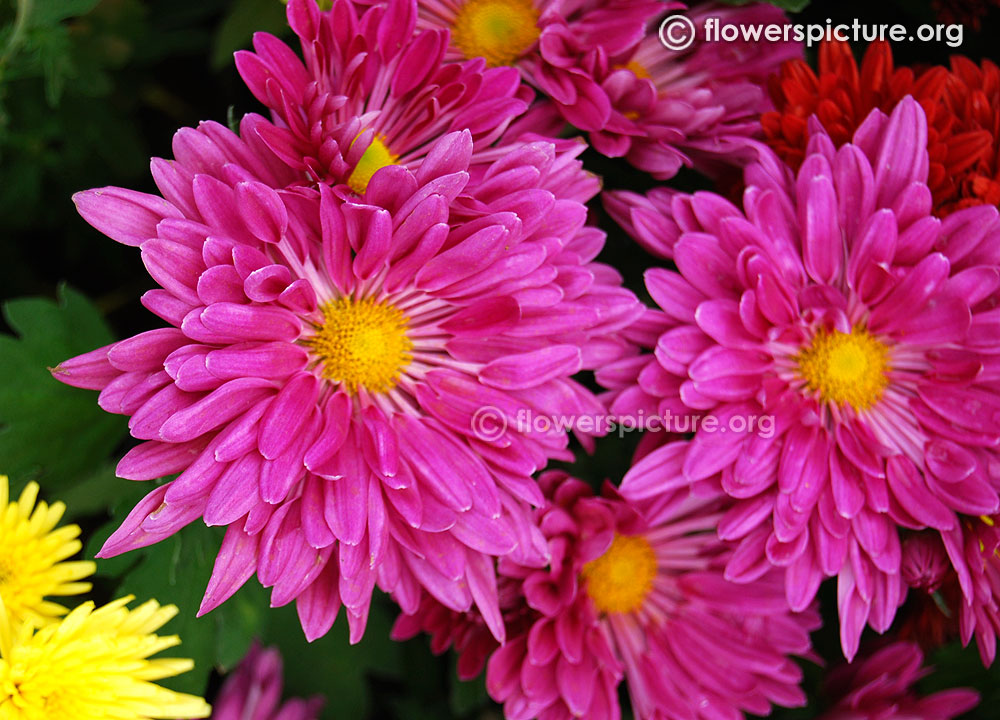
{"left": 0, "top": 476, "right": 95, "bottom": 627}
{"left": 0, "top": 594, "right": 212, "bottom": 719}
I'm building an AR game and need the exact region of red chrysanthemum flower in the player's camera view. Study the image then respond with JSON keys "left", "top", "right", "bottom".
{"left": 762, "top": 40, "right": 1000, "bottom": 216}
{"left": 933, "top": 0, "right": 1000, "bottom": 31}
{"left": 939, "top": 55, "right": 1000, "bottom": 214}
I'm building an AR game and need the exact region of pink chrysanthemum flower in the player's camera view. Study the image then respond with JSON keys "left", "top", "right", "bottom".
{"left": 900, "top": 518, "right": 1000, "bottom": 667}
{"left": 53, "top": 121, "right": 641, "bottom": 644}
{"left": 391, "top": 590, "right": 502, "bottom": 681}
{"left": 819, "top": 641, "right": 978, "bottom": 720}
{"left": 234, "top": 0, "right": 534, "bottom": 193}
{"left": 211, "top": 643, "right": 323, "bottom": 720}
{"left": 603, "top": 185, "right": 678, "bottom": 259}
{"left": 397, "top": 464, "right": 818, "bottom": 720}
{"left": 415, "top": 0, "right": 660, "bottom": 131}
{"left": 592, "top": 2, "right": 801, "bottom": 179}
{"left": 599, "top": 96, "right": 1000, "bottom": 659}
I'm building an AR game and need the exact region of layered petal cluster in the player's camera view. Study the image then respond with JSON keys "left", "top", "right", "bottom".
{"left": 53, "top": 120, "right": 641, "bottom": 645}
{"left": 819, "top": 641, "right": 978, "bottom": 720}
{"left": 600, "top": 97, "right": 1000, "bottom": 659}
{"left": 398, "top": 466, "right": 817, "bottom": 720}
{"left": 938, "top": 55, "right": 1000, "bottom": 214}
{"left": 211, "top": 643, "right": 323, "bottom": 720}
{"left": 933, "top": 0, "right": 1000, "bottom": 30}
{"left": 0, "top": 476, "right": 95, "bottom": 628}
{"left": 900, "top": 518, "right": 1000, "bottom": 666}
{"left": 416, "top": 0, "right": 660, "bottom": 131}
{"left": 603, "top": 185, "right": 679, "bottom": 259}
{"left": 592, "top": 2, "right": 801, "bottom": 179}
{"left": 763, "top": 39, "right": 1000, "bottom": 216}
{"left": 391, "top": 589, "right": 503, "bottom": 681}
{"left": 0, "top": 595, "right": 211, "bottom": 719}
{"left": 762, "top": 41, "right": 942, "bottom": 171}
{"left": 235, "top": 0, "right": 532, "bottom": 192}
{"left": 897, "top": 533, "right": 962, "bottom": 654}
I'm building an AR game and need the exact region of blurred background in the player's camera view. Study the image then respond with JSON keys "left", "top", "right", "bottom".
{"left": 2, "top": 0, "right": 1000, "bottom": 717}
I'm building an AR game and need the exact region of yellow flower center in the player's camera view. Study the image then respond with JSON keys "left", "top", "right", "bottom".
{"left": 582, "top": 534, "right": 657, "bottom": 615}
{"left": 621, "top": 60, "right": 651, "bottom": 80}
{"left": 305, "top": 297, "right": 412, "bottom": 394}
{"left": 347, "top": 136, "right": 398, "bottom": 194}
{"left": 797, "top": 327, "right": 890, "bottom": 410}
{"left": 451, "top": 0, "right": 540, "bottom": 67}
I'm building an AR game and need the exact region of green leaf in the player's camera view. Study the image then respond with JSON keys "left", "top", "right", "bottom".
{"left": 214, "top": 579, "right": 271, "bottom": 672}
{"left": 922, "top": 641, "right": 1000, "bottom": 719}
{"left": 54, "top": 462, "right": 130, "bottom": 522}
{"left": 89, "top": 508, "right": 271, "bottom": 697}
{"left": 0, "top": 285, "right": 126, "bottom": 492}
{"left": 449, "top": 659, "right": 491, "bottom": 717}
{"left": 771, "top": 0, "right": 810, "bottom": 11}
{"left": 719, "top": 0, "right": 811, "bottom": 10}
{"left": 82, "top": 476, "right": 150, "bottom": 576}
{"left": 112, "top": 521, "right": 223, "bottom": 695}
{"left": 28, "top": 0, "right": 103, "bottom": 27}
{"left": 263, "top": 597, "right": 404, "bottom": 720}
{"left": 210, "top": 0, "right": 289, "bottom": 70}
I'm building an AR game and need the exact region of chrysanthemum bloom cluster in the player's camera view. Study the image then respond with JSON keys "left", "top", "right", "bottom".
{"left": 397, "top": 466, "right": 818, "bottom": 720}
{"left": 54, "top": 79, "right": 640, "bottom": 644}
{"left": 0, "top": 594, "right": 210, "bottom": 719}
{"left": 235, "top": 0, "right": 533, "bottom": 192}
{"left": 763, "top": 39, "right": 1000, "bottom": 216}
{"left": 819, "top": 641, "right": 978, "bottom": 720}
{"left": 415, "top": 0, "right": 660, "bottom": 131}
{"left": 590, "top": 2, "right": 801, "bottom": 180}
{"left": 600, "top": 97, "right": 1000, "bottom": 660}
{"left": 899, "top": 517, "right": 1000, "bottom": 666}
{"left": 897, "top": 533, "right": 963, "bottom": 653}
{"left": 0, "top": 476, "right": 94, "bottom": 628}
{"left": 938, "top": 55, "right": 1000, "bottom": 213}
{"left": 42, "top": 0, "right": 1000, "bottom": 713}
{"left": 933, "top": 0, "right": 1000, "bottom": 30}
{"left": 210, "top": 643, "right": 323, "bottom": 720}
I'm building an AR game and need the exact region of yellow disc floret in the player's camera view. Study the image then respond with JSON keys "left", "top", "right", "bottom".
{"left": 582, "top": 534, "right": 657, "bottom": 615}
{"left": 621, "top": 60, "right": 651, "bottom": 80}
{"left": 0, "top": 477, "right": 94, "bottom": 629}
{"left": 305, "top": 297, "right": 413, "bottom": 394}
{"left": 451, "top": 0, "right": 540, "bottom": 67}
{"left": 0, "top": 595, "right": 211, "bottom": 719}
{"left": 347, "top": 136, "right": 399, "bottom": 195}
{"left": 797, "top": 326, "right": 890, "bottom": 410}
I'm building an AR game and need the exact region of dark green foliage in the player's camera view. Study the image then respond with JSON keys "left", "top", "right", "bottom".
{"left": 0, "top": 285, "right": 126, "bottom": 491}
{"left": 723, "top": 0, "right": 812, "bottom": 10}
